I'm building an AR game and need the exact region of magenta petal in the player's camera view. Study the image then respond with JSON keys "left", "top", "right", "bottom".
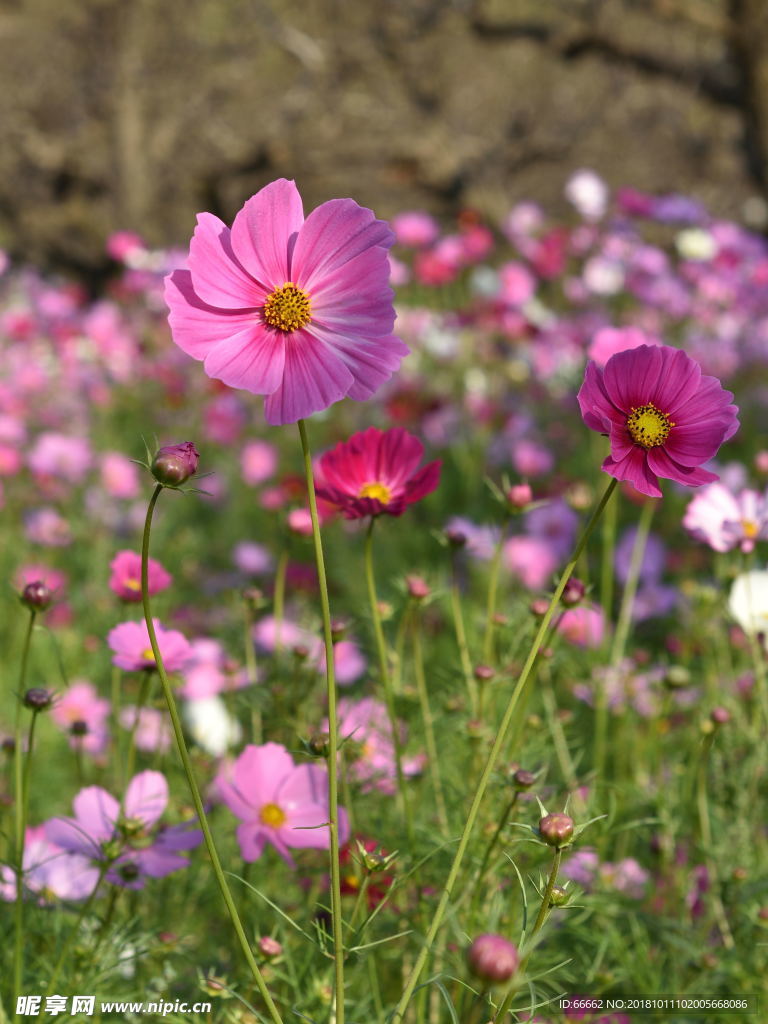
{"left": 236, "top": 822, "right": 267, "bottom": 862}
{"left": 124, "top": 771, "right": 168, "bottom": 827}
{"left": 165, "top": 270, "right": 261, "bottom": 359}
{"left": 263, "top": 330, "right": 353, "bottom": 425}
{"left": 293, "top": 199, "right": 394, "bottom": 292}
{"left": 646, "top": 447, "right": 719, "bottom": 488}
{"left": 44, "top": 816, "right": 100, "bottom": 858}
{"left": 203, "top": 324, "right": 286, "bottom": 395}
{"left": 403, "top": 460, "right": 441, "bottom": 504}
{"left": 608, "top": 423, "right": 635, "bottom": 461}
{"left": 306, "top": 323, "right": 407, "bottom": 401}
{"left": 188, "top": 213, "right": 264, "bottom": 309}
{"left": 603, "top": 345, "right": 663, "bottom": 412}
{"left": 653, "top": 347, "right": 702, "bottom": 413}
{"left": 577, "top": 361, "right": 622, "bottom": 432}
{"left": 603, "top": 448, "right": 663, "bottom": 498}
{"left": 277, "top": 763, "right": 328, "bottom": 810}
{"left": 230, "top": 179, "right": 304, "bottom": 287}
{"left": 665, "top": 421, "right": 734, "bottom": 467}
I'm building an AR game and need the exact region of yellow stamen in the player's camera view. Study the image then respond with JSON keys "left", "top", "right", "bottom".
{"left": 259, "top": 802, "right": 287, "bottom": 828}
{"left": 626, "top": 403, "right": 674, "bottom": 448}
{"left": 358, "top": 482, "right": 392, "bottom": 504}
{"left": 124, "top": 578, "right": 141, "bottom": 591}
{"left": 743, "top": 520, "right": 759, "bottom": 539}
{"left": 262, "top": 282, "right": 311, "bottom": 332}
{"left": 141, "top": 648, "right": 156, "bottom": 663}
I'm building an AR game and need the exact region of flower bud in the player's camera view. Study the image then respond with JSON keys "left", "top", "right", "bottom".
{"left": 474, "top": 664, "right": 495, "bottom": 682}
{"left": 22, "top": 687, "right": 53, "bottom": 712}
{"left": 710, "top": 706, "right": 730, "bottom": 726}
{"left": 549, "top": 884, "right": 569, "bottom": 907}
{"left": 258, "top": 936, "right": 283, "bottom": 959}
{"left": 529, "top": 598, "right": 549, "bottom": 617}
{"left": 151, "top": 442, "right": 199, "bottom": 486}
{"left": 561, "top": 577, "right": 586, "bottom": 607}
{"left": 506, "top": 483, "right": 532, "bottom": 509}
{"left": 331, "top": 618, "right": 348, "bottom": 643}
{"left": 307, "top": 732, "right": 330, "bottom": 758}
{"left": 539, "top": 812, "right": 574, "bottom": 848}
{"left": 466, "top": 933, "right": 519, "bottom": 985}
{"left": 21, "top": 581, "right": 52, "bottom": 612}
{"left": 406, "top": 575, "right": 431, "bottom": 600}
{"left": 444, "top": 527, "right": 467, "bottom": 549}
{"left": 512, "top": 768, "right": 536, "bottom": 791}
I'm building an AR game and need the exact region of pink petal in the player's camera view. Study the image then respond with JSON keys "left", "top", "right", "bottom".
{"left": 653, "top": 347, "right": 702, "bottom": 414}
{"left": 293, "top": 199, "right": 394, "bottom": 293}
{"left": 646, "top": 447, "right": 719, "bottom": 488}
{"left": 305, "top": 323, "right": 407, "bottom": 401}
{"left": 608, "top": 422, "right": 636, "bottom": 461}
{"left": 310, "top": 248, "right": 396, "bottom": 335}
{"left": 124, "top": 771, "right": 168, "bottom": 827}
{"left": 188, "top": 213, "right": 265, "bottom": 309}
{"left": 403, "top": 460, "right": 441, "bottom": 504}
{"left": 263, "top": 330, "right": 353, "bottom": 425}
{"left": 603, "top": 345, "right": 663, "bottom": 412}
{"left": 44, "top": 816, "right": 100, "bottom": 858}
{"left": 230, "top": 179, "right": 304, "bottom": 288}
{"left": 73, "top": 786, "right": 120, "bottom": 839}
{"left": 236, "top": 822, "right": 267, "bottom": 862}
{"left": 664, "top": 421, "right": 735, "bottom": 467}
{"left": 232, "top": 742, "right": 295, "bottom": 810}
{"left": 203, "top": 324, "right": 286, "bottom": 395}
{"left": 165, "top": 270, "right": 262, "bottom": 359}
{"left": 276, "top": 763, "right": 328, "bottom": 811}
{"left": 577, "top": 361, "right": 623, "bottom": 432}
{"left": 602, "top": 447, "right": 662, "bottom": 498}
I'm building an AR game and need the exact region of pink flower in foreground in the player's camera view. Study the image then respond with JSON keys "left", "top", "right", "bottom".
{"left": 315, "top": 427, "right": 440, "bottom": 519}
{"left": 1, "top": 826, "right": 97, "bottom": 903}
{"left": 165, "top": 178, "right": 408, "bottom": 425}
{"left": 109, "top": 550, "right": 172, "bottom": 602}
{"left": 216, "top": 742, "right": 349, "bottom": 865}
{"left": 578, "top": 345, "right": 739, "bottom": 498}
{"left": 107, "top": 619, "right": 191, "bottom": 672}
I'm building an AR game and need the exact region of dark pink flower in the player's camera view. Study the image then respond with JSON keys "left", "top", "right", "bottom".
{"left": 109, "top": 550, "right": 172, "bottom": 602}
{"left": 577, "top": 345, "right": 739, "bottom": 498}
{"left": 216, "top": 742, "right": 349, "bottom": 865}
{"left": 107, "top": 619, "right": 191, "bottom": 672}
{"left": 165, "top": 178, "right": 408, "bottom": 425}
{"left": 315, "top": 427, "right": 440, "bottom": 519}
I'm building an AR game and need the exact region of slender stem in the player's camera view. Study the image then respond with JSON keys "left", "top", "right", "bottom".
{"left": 412, "top": 608, "right": 449, "bottom": 834}
{"left": 600, "top": 481, "right": 618, "bottom": 637}
{"left": 482, "top": 519, "right": 509, "bottom": 665}
{"left": 449, "top": 558, "right": 478, "bottom": 715}
{"left": 242, "top": 596, "right": 262, "bottom": 744}
{"left": 469, "top": 794, "right": 518, "bottom": 913}
{"left": 124, "top": 669, "right": 152, "bottom": 783}
{"left": 391, "top": 478, "right": 617, "bottom": 1022}
{"left": 273, "top": 547, "right": 289, "bottom": 654}
{"left": 46, "top": 863, "right": 110, "bottom": 997}
{"left": 364, "top": 518, "right": 414, "bottom": 841}
{"left": 141, "top": 483, "right": 284, "bottom": 1024}
{"left": 349, "top": 874, "right": 371, "bottom": 933}
{"left": 13, "top": 608, "right": 36, "bottom": 1020}
{"left": 696, "top": 735, "right": 735, "bottom": 949}
{"left": 297, "top": 419, "right": 345, "bottom": 1024}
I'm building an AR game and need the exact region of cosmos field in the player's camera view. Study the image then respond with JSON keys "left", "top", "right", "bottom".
{"left": 1, "top": 171, "right": 767, "bottom": 1023}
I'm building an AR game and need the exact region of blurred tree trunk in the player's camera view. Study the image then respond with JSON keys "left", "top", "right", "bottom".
{"left": 113, "top": 0, "right": 150, "bottom": 229}
{"left": 728, "top": 0, "right": 768, "bottom": 195}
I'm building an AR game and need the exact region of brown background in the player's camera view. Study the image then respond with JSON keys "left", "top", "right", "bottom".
{"left": 2, "top": 0, "right": 768, "bottom": 284}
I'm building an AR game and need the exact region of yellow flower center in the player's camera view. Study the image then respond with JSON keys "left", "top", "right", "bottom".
{"left": 259, "top": 802, "right": 287, "bottom": 828}
{"left": 141, "top": 648, "right": 156, "bottom": 662}
{"left": 743, "top": 520, "right": 759, "bottom": 539}
{"left": 626, "top": 403, "right": 674, "bottom": 448}
{"left": 124, "top": 578, "right": 141, "bottom": 592}
{"left": 262, "top": 283, "right": 311, "bottom": 332}
{"left": 358, "top": 482, "right": 392, "bottom": 504}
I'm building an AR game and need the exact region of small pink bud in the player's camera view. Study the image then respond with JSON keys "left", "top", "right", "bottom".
{"left": 287, "top": 507, "right": 314, "bottom": 536}
{"left": 21, "top": 581, "right": 52, "bottom": 612}
{"left": 467, "top": 933, "right": 519, "bottom": 984}
{"left": 474, "top": 664, "right": 495, "bottom": 682}
{"left": 710, "top": 706, "right": 731, "bottom": 726}
{"left": 151, "top": 442, "right": 199, "bottom": 486}
{"left": 406, "top": 575, "right": 431, "bottom": 600}
{"left": 539, "top": 812, "right": 574, "bottom": 847}
{"left": 258, "top": 936, "right": 283, "bottom": 959}
{"left": 561, "top": 577, "right": 586, "bottom": 607}
{"left": 506, "top": 483, "right": 532, "bottom": 508}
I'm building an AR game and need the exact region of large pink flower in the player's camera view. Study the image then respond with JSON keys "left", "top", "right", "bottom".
{"left": 216, "top": 742, "right": 349, "bottom": 866}
{"left": 107, "top": 619, "right": 191, "bottom": 673}
{"left": 315, "top": 427, "right": 441, "bottom": 519}
{"left": 164, "top": 179, "right": 408, "bottom": 425}
{"left": 577, "top": 345, "right": 739, "bottom": 498}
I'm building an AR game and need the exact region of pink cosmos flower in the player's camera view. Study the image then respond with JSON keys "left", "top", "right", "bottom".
{"left": 557, "top": 604, "right": 606, "bottom": 648}
{"left": 165, "top": 178, "right": 408, "bottom": 425}
{"left": 109, "top": 550, "right": 172, "bottom": 602}
{"left": 44, "top": 771, "right": 202, "bottom": 890}
{"left": 50, "top": 681, "right": 110, "bottom": 755}
{"left": 587, "top": 326, "right": 661, "bottom": 368}
{"left": 119, "top": 706, "right": 171, "bottom": 753}
{"left": 315, "top": 427, "right": 440, "bottom": 519}
{"left": 100, "top": 452, "right": 141, "bottom": 499}
{"left": 25, "top": 508, "right": 72, "bottom": 547}
{"left": 107, "top": 619, "right": 191, "bottom": 672}
{"left": 240, "top": 439, "right": 278, "bottom": 486}
{"left": 331, "top": 697, "right": 424, "bottom": 794}
{"left": 0, "top": 826, "right": 98, "bottom": 903}
{"left": 578, "top": 345, "right": 739, "bottom": 498}
{"left": 391, "top": 211, "right": 440, "bottom": 248}
{"left": 683, "top": 482, "right": 768, "bottom": 553}
{"left": 28, "top": 432, "right": 92, "bottom": 483}
{"left": 216, "top": 742, "right": 349, "bottom": 865}
{"left": 503, "top": 535, "right": 558, "bottom": 590}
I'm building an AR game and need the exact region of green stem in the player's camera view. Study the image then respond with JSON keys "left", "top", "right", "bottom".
{"left": 242, "top": 596, "right": 262, "bottom": 744}
{"left": 364, "top": 517, "right": 414, "bottom": 842}
{"left": 600, "top": 480, "right": 618, "bottom": 637}
{"left": 141, "top": 483, "right": 284, "bottom": 1024}
{"left": 696, "top": 735, "right": 735, "bottom": 949}
{"left": 469, "top": 793, "right": 518, "bottom": 913}
{"left": 13, "top": 608, "right": 36, "bottom": 1020}
{"left": 297, "top": 419, "right": 345, "bottom": 1024}
{"left": 273, "top": 548, "right": 289, "bottom": 654}
{"left": 482, "top": 519, "right": 509, "bottom": 665}
{"left": 449, "top": 559, "right": 478, "bottom": 715}
{"left": 46, "top": 863, "right": 110, "bottom": 997}
{"left": 412, "top": 609, "right": 449, "bottom": 835}
{"left": 391, "top": 477, "right": 617, "bottom": 1022}
{"left": 124, "top": 669, "right": 152, "bottom": 783}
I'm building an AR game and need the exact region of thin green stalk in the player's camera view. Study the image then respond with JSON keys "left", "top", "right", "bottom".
{"left": 141, "top": 483, "right": 284, "bottom": 1024}
{"left": 242, "top": 595, "right": 262, "bottom": 744}
{"left": 595, "top": 497, "right": 656, "bottom": 779}
{"left": 13, "top": 607, "right": 36, "bottom": 1020}
{"left": 696, "top": 734, "right": 735, "bottom": 949}
{"left": 600, "top": 481, "right": 618, "bottom": 637}
{"left": 124, "top": 669, "right": 152, "bottom": 783}
{"left": 468, "top": 793, "right": 518, "bottom": 913}
{"left": 273, "top": 548, "right": 289, "bottom": 653}
{"left": 412, "top": 609, "right": 449, "bottom": 835}
{"left": 482, "top": 518, "right": 509, "bottom": 664}
{"left": 449, "top": 559, "right": 479, "bottom": 715}
{"left": 391, "top": 477, "right": 617, "bottom": 1022}
{"left": 46, "top": 862, "right": 110, "bottom": 997}
{"left": 364, "top": 518, "right": 414, "bottom": 841}
{"left": 297, "top": 419, "right": 345, "bottom": 1024}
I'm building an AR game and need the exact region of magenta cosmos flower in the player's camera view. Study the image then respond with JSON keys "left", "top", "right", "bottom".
{"left": 216, "top": 742, "right": 349, "bottom": 865}
{"left": 315, "top": 427, "right": 441, "bottom": 519}
{"left": 164, "top": 178, "right": 408, "bottom": 425}
{"left": 578, "top": 345, "right": 739, "bottom": 498}
{"left": 109, "top": 550, "right": 172, "bottom": 602}
{"left": 107, "top": 618, "right": 191, "bottom": 672}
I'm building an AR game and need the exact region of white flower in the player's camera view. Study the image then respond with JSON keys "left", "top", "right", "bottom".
{"left": 676, "top": 228, "right": 717, "bottom": 262}
{"left": 728, "top": 570, "right": 768, "bottom": 635}
{"left": 564, "top": 169, "right": 609, "bottom": 221}
{"left": 183, "top": 697, "right": 242, "bottom": 757}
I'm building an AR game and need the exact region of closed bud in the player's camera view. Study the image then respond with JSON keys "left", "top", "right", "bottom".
{"left": 406, "top": 575, "right": 431, "bottom": 600}
{"left": 21, "top": 581, "right": 52, "bottom": 612}
{"left": 561, "top": 577, "right": 586, "bottom": 607}
{"left": 258, "top": 936, "right": 283, "bottom": 959}
{"left": 538, "top": 812, "right": 574, "bottom": 848}
{"left": 23, "top": 687, "right": 53, "bottom": 712}
{"left": 710, "top": 706, "right": 730, "bottom": 726}
{"left": 530, "top": 598, "right": 549, "bottom": 618}
{"left": 506, "top": 482, "right": 533, "bottom": 509}
{"left": 444, "top": 527, "right": 467, "bottom": 549}
{"left": 474, "top": 664, "right": 495, "bottom": 682}
{"left": 549, "top": 884, "right": 569, "bottom": 907}
{"left": 512, "top": 768, "right": 536, "bottom": 791}
{"left": 331, "top": 618, "right": 349, "bottom": 643}
{"left": 307, "top": 733, "right": 330, "bottom": 758}
{"left": 151, "top": 442, "right": 200, "bottom": 486}
{"left": 467, "top": 934, "right": 519, "bottom": 985}
{"left": 70, "top": 720, "right": 89, "bottom": 737}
